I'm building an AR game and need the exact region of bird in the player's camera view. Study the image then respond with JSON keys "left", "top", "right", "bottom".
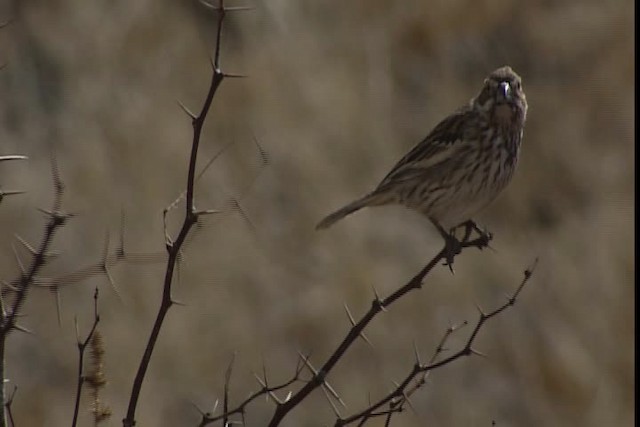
{"left": 316, "top": 66, "right": 528, "bottom": 264}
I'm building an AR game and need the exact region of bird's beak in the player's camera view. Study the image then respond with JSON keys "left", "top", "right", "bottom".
{"left": 497, "top": 82, "right": 511, "bottom": 103}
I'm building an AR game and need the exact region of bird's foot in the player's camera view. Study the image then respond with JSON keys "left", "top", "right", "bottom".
{"left": 461, "top": 220, "right": 494, "bottom": 250}
{"left": 442, "top": 233, "right": 462, "bottom": 274}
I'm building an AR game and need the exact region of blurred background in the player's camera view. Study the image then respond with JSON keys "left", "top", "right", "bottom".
{"left": 0, "top": 0, "right": 633, "bottom": 426}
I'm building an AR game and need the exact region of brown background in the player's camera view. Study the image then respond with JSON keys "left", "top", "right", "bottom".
{"left": 0, "top": 0, "right": 633, "bottom": 426}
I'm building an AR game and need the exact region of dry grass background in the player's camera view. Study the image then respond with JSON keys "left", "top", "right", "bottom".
{"left": 0, "top": 0, "right": 634, "bottom": 426}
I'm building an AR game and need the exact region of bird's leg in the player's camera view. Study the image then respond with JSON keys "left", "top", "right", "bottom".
{"left": 460, "top": 220, "right": 493, "bottom": 249}
{"left": 432, "top": 220, "right": 461, "bottom": 274}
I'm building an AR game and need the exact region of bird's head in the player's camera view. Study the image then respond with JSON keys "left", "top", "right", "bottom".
{"left": 473, "top": 66, "right": 527, "bottom": 127}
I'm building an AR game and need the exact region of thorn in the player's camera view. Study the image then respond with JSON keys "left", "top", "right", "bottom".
{"left": 190, "top": 401, "right": 206, "bottom": 417}
{"left": 52, "top": 286, "right": 62, "bottom": 326}
{"left": 321, "top": 385, "right": 342, "bottom": 418}
{"left": 371, "top": 284, "right": 387, "bottom": 312}
{"left": 327, "top": 383, "right": 347, "bottom": 409}
{"left": 401, "top": 390, "right": 418, "bottom": 416}
{"left": 268, "top": 391, "right": 284, "bottom": 405}
{"left": 32, "top": 277, "right": 56, "bottom": 288}
{"left": 474, "top": 302, "right": 486, "bottom": 317}
{"left": 343, "top": 302, "right": 355, "bottom": 325}
{"left": 102, "top": 228, "right": 111, "bottom": 260}
{"left": 343, "top": 303, "right": 373, "bottom": 347}
{"left": 208, "top": 56, "right": 218, "bottom": 72}
{"left": 11, "top": 244, "right": 25, "bottom": 274}
{"left": 252, "top": 135, "right": 270, "bottom": 167}
{"left": 469, "top": 347, "right": 488, "bottom": 358}
{"left": 74, "top": 315, "right": 80, "bottom": 342}
{"left": 297, "top": 351, "right": 318, "bottom": 376}
{"left": 229, "top": 198, "right": 257, "bottom": 236}
{"left": 222, "top": 72, "right": 248, "bottom": 79}
{"left": 296, "top": 351, "right": 342, "bottom": 406}
{"left": 253, "top": 373, "right": 283, "bottom": 405}
{"left": 446, "top": 262, "right": 455, "bottom": 275}
{"left": 44, "top": 250, "right": 61, "bottom": 260}
{"left": 438, "top": 346, "right": 450, "bottom": 353}
{"left": 525, "top": 257, "right": 539, "bottom": 279}
{"left": 102, "top": 261, "right": 122, "bottom": 302}
{"left": 261, "top": 357, "right": 268, "bottom": 386}
{"left": 15, "top": 234, "right": 59, "bottom": 259}
{"left": 36, "top": 208, "right": 74, "bottom": 221}
{"left": 194, "top": 208, "right": 223, "bottom": 216}
{"left": 224, "top": 353, "right": 236, "bottom": 412}
{"left": 195, "top": 141, "right": 234, "bottom": 183}
{"left": 358, "top": 331, "right": 373, "bottom": 348}
{"left": 1, "top": 280, "right": 19, "bottom": 292}
{"left": 13, "top": 323, "right": 34, "bottom": 335}
{"left": 177, "top": 100, "right": 197, "bottom": 119}
{"left": 170, "top": 298, "right": 187, "bottom": 307}
{"left": 412, "top": 340, "right": 422, "bottom": 365}
{"left": 0, "top": 155, "right": 27, "bottom": 162}
{"left": 0, "top": 189, "right": 26, "bottom": 199}
{"left": 199, "top": 1, "right": 254, "bottom": 12}
{"left": 253, "top": 372, "right": 267, "bottom": 388}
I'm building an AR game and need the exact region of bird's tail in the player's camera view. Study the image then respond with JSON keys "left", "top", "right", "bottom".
{"left": 316, "top": 193, "right": 384, "bottom": 230}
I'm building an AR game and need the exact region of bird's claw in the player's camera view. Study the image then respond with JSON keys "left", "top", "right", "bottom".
{"left": 442, "top": 234, "right": 462, "bottom": 274}
{"left": 461, "top": 220, "right": 493, "bottom": 250}
{"left": 476, "top": 229, "right": 493, "bottom": 249}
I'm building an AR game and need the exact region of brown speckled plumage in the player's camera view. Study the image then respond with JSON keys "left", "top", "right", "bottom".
{"left": 317, "top": 66, "right": 528, "bottom": 234}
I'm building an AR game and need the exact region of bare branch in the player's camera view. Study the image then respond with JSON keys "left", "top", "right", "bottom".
{"left": 334, "top": 261, "right": 538, "bottom": 426}
{"left": 267, "top": 231, "right": 492, "bottom": 426}
{"left": 71, "top": 288, "right": 101, "bottom": 427}
{"left": 123, "top": 2, "right": 239, "bottom": 425}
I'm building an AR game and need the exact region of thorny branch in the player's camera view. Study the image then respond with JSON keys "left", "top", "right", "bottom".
{"left": 267, "top": 231, "right": 494, "bottom": 426}
{"left": 196, "top": 354, "right": 308, "bottom": 426}
{"left": 1, "top": 155, "right": 69, "bottom": 336}
{"left": 122, "top": 2, "right": 245, "bottom": 425}
{"left": 338, "top": 259, "right": 538, "bottom": 426}
{"left": 0, "top": 154, "right": 70, "bottom": 427}
{"left": 71, "top": 288, "right": 101, "bottom": 427}
{"left": 198, "top": 227, "right": 535, "bottom": 426}
{"left": 0, "top": 155, "right": 28, "bottom": 204}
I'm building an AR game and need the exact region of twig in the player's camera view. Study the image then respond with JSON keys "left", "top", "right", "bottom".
{"left": 1, "top": 154, "right": 69, "bottom": 336}
{"left": 267, "top": 232, "right": 491, "bottom": 426}
{"left": 336, "top": 259, "right": 538, "bottom": 426}
{"left": 197, "top": 354, "right": 308, "bottom": 426}
{"left": 3, "top": 386, "right": 16, "bottom": 427}
{"left": 122, "top": 2, "right": 238, "bottom": 425}
{"left": 0, "top": 153, "right": 69, "bottom": 427}
{"left": 71, "top": 288, "right": 101, "bottom": 427}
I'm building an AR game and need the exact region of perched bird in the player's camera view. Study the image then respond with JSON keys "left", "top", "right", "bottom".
{"left": 316, "top": 66, "right": 527, "bottom": 258}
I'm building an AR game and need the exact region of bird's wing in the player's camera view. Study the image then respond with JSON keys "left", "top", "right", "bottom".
{"left": 375, "top": 106, "right": 474, "bottom": 189}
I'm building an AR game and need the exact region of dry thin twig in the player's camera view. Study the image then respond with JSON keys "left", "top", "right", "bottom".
{"left": 197, "top": 232, "right": 535, "bottom": 426}
{"left": 197, "top": 354, "right": 308, "bottom": 426}
{"left": 122, "top": 2, "right": 241, "bottom": 425}
{"left": 2, "top": 386, "right": 16, "bottom": 427}
{"left": 340, "top": 259, "right": 538, "bottom": 426}
{"left": 266, "top": 231, "right": 493, "bottom": 426}
{"left": 71, "top": 288, "right": 101, "bottom": 427}
{"left": 0, "top": 154, "right": 70, "bottom": 427}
